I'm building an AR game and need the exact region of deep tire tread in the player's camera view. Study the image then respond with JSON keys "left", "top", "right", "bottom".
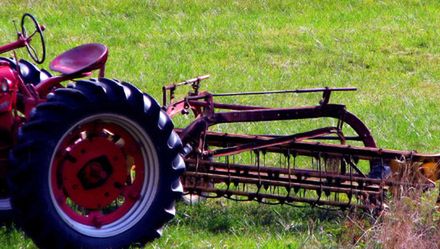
{"left": 9, "top": 78, "right": 184, "bottom": 249}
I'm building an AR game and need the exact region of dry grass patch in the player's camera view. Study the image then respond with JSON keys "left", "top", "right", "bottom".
{"left": 341, "top": 161, "right": 439, "bottom": 249}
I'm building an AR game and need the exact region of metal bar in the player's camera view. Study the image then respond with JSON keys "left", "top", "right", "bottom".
{"left": 311, "top": 136, "right": 362, "bottom": 141}
{"left": 35, "top": 73, "right": 91, "bottom": 97}
{"left": 210, "top": 105, "right": 345, "bottom": 124}
{"left": 184, "top": 171, "right": 381, "bottom": 196}
{"left": 184, "top": 186, "right": 369, "bottom": 209}
{"left": 210, "top": 127, "right": 339, "bottom": 157}
{"left": 174, "top": 75, "right": 210, "bottom": 87}
{"left": 184, "top": 160, "right": 385, "bottom": 192}
{"left": 211, "top": 87, "right": 357, "bottom": 97}
{"left": 188, "top": 100, "right": 269, "bottom": 111}
{"left": 178, "top": 102, "right": 376, "bottom": 149}
{"left": 191, "top": 130, "right": 440, "bottom": 161}
{"left": 346, "top": 156, "right": 366, "bottom": 177}
{"left": 0, "top": 37, "right": 26, "bottom": 54}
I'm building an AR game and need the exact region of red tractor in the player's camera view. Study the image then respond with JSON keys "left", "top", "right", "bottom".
{"left": 1, "top": 14, "right": 183, "bottom": 248}
{"left": 0, "top": 14, "right": 438, "bottom": 249}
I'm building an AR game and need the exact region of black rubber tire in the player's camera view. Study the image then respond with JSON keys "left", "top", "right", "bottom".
{"left": 0, "top": 133, "right": 13, "bottom": 225}
{"left": 0, "top": 193, "right": 13, "bottom": 226}
{"left": 9, "top": 78, "right": 185, "bottom": 249}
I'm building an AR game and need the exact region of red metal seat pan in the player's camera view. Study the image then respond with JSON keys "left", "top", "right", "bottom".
{"left": 49, "top": 43, "right": 108, "bottom": 75}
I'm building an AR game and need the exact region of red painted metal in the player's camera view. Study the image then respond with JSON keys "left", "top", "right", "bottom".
{"left": 50, "top": 121, "right": 145, "bottom": 227}
{"left": 35, "top": 72, "right": 92, "bottom": 98}
{"left": 49, "top": 43, "right": 108, "bottom": 76}
{"left": 0, "top": 20, "right": 107, "bottom": 119}
{"left": 0, "top": 14, "right": 135, "bottom": 229}
{"left": 0, "top": 66, "right": 19, "bottom": 113}
{"left": 0, "top": 37, "right": 27, "bottom": 54}
{"left": 60, "top": 137, "right": 128, "bottom": 209}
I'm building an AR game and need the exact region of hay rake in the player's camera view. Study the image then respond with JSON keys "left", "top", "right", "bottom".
{"left": 164, "top": 75, "right": 439, "bottom": 211}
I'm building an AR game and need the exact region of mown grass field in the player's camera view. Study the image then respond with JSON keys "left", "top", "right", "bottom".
{"left": 0, "top": 0, "right": 439, "bottom": 248}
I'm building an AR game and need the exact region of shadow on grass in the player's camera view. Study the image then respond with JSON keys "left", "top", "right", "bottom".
{"left": 173, "top": 199, "right": 346, "bottom": 235}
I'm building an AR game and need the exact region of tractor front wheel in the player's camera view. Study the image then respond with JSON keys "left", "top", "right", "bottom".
{"left": 9, "top": 78, "right": 184, "bottom": 248}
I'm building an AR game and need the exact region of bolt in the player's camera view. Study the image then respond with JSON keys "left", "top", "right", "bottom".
{"left": 91, "top": 215, "right": 102, "bottom": 228}
{"left": 114, "top": 182, "right": 123, "bottom": 189}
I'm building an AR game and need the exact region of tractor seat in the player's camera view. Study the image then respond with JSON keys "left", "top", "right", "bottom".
{"left": 49, "top": 43, "right": 108, "bottom": 76}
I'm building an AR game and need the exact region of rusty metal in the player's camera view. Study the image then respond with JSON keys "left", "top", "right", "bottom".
{"left": 200, "top": 131, "right": 440, "bottom": 162}
{"left": 177, "top": 104, "right": 377, "bottom": 148}
{"left": 162, "top": 74, "right": 210, "bottom": 106}
{"left": 166, "top": 75, "right": 440, "bottom": 211}
{"left": 182, "top": 156, "right": 387, "bottom": 210}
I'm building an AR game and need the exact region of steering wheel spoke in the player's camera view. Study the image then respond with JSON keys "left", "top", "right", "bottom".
{"left": 28, "top": 44, "right": 39, "bottom": 58}
{"left": 28, "top": 30, "right": 38, "bottom": 39}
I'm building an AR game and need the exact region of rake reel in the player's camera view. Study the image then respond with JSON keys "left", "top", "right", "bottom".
{"left": 164, "top": 75, "right": 439, "bottom": 212}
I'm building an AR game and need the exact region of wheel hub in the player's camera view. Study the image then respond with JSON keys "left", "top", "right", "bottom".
{"left": 78, "top": 156, "right": 113, "bottom": 189}
{"left": 50, "top": 117, "right": 151, "bottom": 229}
{"left": 62, "top": 137, "right": 128, "bottom": 209}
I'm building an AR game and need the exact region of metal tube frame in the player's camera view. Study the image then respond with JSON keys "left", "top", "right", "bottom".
{"left": 164, "top": 76, "right": 440, "bottom": 210}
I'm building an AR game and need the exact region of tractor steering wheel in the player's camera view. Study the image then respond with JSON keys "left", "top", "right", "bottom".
{"left": 21, "top": 13, "right": 46, "bottom": 64}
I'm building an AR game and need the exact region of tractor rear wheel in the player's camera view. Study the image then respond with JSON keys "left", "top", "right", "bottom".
{"left": 9, "top": 78, "right": 185, "bottom": 248}
{"left": 0, "top": 134, "right": 13, "bottom": 225}
{"left": 0, "top": 185, "right": 12, "bottom": 225}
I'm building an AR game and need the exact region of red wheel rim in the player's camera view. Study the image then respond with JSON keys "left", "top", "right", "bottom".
{"left": 50, "top": 117, "right": 151, "bottom": 228}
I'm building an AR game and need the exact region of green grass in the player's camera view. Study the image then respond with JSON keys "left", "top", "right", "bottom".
{"left": 1, "top": 0, "right": 439, "bottom": 248}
